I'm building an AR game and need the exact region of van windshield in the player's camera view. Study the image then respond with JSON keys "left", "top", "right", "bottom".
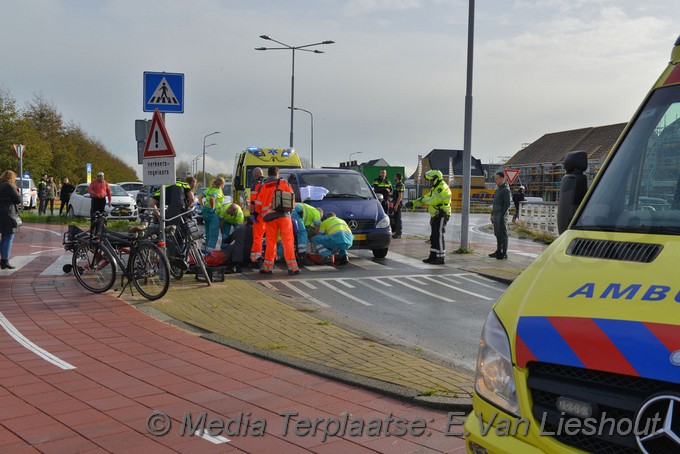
{"left": 574, "top": 84, "right": 680, "bottom": 234}
{"left": 299, "top": 173, "right": 373, "bottom": 199}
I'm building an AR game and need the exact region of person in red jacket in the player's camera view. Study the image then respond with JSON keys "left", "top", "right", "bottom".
{"left": 253, "top": 166, "right": 299, "bottom": 275}
{"left": 88, "top": 171, "right": 111, "bottom": 221}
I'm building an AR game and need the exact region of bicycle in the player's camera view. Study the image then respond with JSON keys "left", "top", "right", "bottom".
{"left": 147, "top": 207, "right": 211, "bottom": 285}
{"left": 63, "top": 210, "right": 171, "bottom": 301}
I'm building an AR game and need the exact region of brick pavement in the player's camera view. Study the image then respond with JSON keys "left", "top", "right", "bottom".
{"left": 1, "top": 225, "right": 470, "bottom": 453}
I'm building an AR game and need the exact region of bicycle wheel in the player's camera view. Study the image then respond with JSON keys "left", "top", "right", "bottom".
{"left": 189, "top": 241, "right": 211, "bottom": 286}
{"left": 131, "top": 242, "right": 170, "bottom": 300}
{"left": 72, "top": 242, "right": 116, "bottom": 293}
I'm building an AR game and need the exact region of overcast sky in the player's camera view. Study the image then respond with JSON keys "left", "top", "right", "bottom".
{"left": 3, "top": 0, "right": 679, "bottom": 179}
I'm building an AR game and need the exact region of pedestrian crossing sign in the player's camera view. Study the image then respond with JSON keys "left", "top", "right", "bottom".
{"left": 143, "top": 71, "right": 184, "bottom": 113}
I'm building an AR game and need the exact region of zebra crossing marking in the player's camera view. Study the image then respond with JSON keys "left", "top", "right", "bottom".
{"left": 0, "top": 255, "right": 37, "bottom": 275}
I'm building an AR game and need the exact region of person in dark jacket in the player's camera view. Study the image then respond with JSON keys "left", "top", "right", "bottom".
{"left": 512, "top": 185, "right": 525, "bottom": 222}
{"left": 222, "top": 217, "right": 254, "bottom": 273}
{"left": 59, "top": 177, "right": 75, "bottom": 216}
{"left": 490, "top": 171, "right": 512, "bottom": 260}
{"left": 0, "top": 170, "right": 23, "bottom": 269}
{"left": 37, "top": 174, "right": 48, "bottom": 214}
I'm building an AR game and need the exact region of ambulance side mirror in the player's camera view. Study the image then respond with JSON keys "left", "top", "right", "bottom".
{"left": 557, "top": 151, "right": 588, "bottom": 234}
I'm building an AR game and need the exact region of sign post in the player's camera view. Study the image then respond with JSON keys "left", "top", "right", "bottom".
{"left": 13, "top": 145, "right": 25, "bottom": 206}
{"left": 142, "top": 109, "right": 177, "bottom": 243}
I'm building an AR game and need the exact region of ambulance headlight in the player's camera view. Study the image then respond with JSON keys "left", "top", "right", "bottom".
{"left": 376, "top": 215, "right": 390, "bottom": 229}
{"left": 475, "top": 311, "right": 519, "bottom": 416}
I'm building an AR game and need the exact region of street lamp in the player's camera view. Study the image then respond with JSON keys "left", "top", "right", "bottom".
{"left": 202, "top": 131, "right": 220, "bottom": 188}
{"left": 349, "top": 151, "right": 362, "bottom": 165}
{"left": 289, "top": 107, "right": 313, "bottom": 168}
{"left": 190, "top": 154, "right": 202, "bottom": 177}
{"left": 256, "top": 35, "right": 334, "bottom": 148}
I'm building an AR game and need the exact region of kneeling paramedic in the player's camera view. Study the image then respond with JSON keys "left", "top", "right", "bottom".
{"left": 413, "top": 170, "right": 451, "bottom": 264}
{"left": 219, "top": 202, "right": 244, "bottom": 248}
{"left": 312, "top": 212, "right": 354, "bottom": 266}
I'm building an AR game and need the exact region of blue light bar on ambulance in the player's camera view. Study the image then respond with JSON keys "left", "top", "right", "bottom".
{"left": 247, "top": 147, "right": 265, "bottom": 157}
{"left": 281, "top": 148, "right": 295, "bottom": 157}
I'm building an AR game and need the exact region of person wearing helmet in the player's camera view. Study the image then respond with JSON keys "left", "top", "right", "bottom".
{"left": 512, "top": 184, "right": 525, "bottom": 222}
{"left": 412, "top": 169, "right": 451, "bottom": 264}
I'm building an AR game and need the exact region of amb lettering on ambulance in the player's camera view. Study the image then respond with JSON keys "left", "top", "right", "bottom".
{"left": 464, "top": 36, "right": 680, "bottom": 454}
{"left": 232, "top": 147, "right": 302, "bottom": 209}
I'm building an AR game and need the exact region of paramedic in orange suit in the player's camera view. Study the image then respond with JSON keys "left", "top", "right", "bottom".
{"left": 253, "top": 166, "right": 299, "bottom": 275}
{"left": 249, "top": 167, "right": 266, "bottom": 268}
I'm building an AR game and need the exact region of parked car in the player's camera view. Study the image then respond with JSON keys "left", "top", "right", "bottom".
{"left": 14, "top": 176, "right": 37, "bottom": 209}
{"left": 279, "top": 169, "right": 391, "bottom": 258}
{"left": 135, "top": 185, "right": 159, "bottom": 210}
{"left": 116, "top": 182, "right": 144, "bottom": 201}
{"left": 67, "top": 183, "right": 138, "bottom": 220}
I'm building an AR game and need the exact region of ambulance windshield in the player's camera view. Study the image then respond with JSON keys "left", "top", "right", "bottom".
{"left": 574, "top": 84, "right": 680, "bottom": 234}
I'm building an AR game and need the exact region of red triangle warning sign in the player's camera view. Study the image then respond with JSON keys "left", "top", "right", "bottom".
{"left": 142, "top": 109, "right": 176, "bottom": 158}
{"left": 504, "top": 168, "right": 520, "bottom": 185}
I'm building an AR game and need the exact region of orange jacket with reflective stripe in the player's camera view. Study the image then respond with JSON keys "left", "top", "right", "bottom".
{"left": 254, "top": 177, "right": 295, "bottom": 221}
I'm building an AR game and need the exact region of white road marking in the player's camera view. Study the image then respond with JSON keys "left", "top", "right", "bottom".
{"left": 382, "top": 251, "right": 442, "bottom": 270}
{"left": 299, "top": 280, "right": 317, "bottom": 290}
{"left": 510, "top": 251, "right": 539, "bottom": 258}
{"left": 318, "top": 280, "right": 372, "bottom": 306}
{"left": 194, "top": 430, "right": 230, "bottom": 444}
{"left": 421, "top": 276, "right": 493, "bottom": 300}
{"left": 385, "top": 277, "right": 455, "bottom": 303}
{"left": 20, "top": 226, "right": 62, "bottom": 236}
{"left": 0, "top": 312, "right": 76, "bottom": 370}
{"left": 0, "top": 255, "right": 37, "bottom": 275}
{"left": 346, "top": 254, "right": 392, "bottom": 270}
{"left": 369, "top": 277, "right": 392, "bottom": 287}
{"left": 453, "top": 274, "right": 505, "bottom": 291}
{"left": 40, "top": 255, "right": 72, "bottom": 276}
{"left": 334, "top": 279, "right": 355, "bottom": 289}
{"left": 357, "top": 280, "right": 413, "bottom": 305}
{"left": 279, "top": 281, "right": 330, "bottom": 308}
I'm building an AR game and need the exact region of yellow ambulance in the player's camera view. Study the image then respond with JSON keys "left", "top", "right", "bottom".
{"left": 465, "top": 36, "right": 680, "bottom": 453}
{"left": 232, "top": 147, "right": 302, "bottom": 208}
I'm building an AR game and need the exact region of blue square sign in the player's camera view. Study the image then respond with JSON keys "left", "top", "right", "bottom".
{"left": 143, "top": 72, "right": 184, "bottom": 113}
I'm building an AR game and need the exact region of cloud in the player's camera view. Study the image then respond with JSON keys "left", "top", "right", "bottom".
{"left": 344, "top": 0, "right": 424, "bottom": 16}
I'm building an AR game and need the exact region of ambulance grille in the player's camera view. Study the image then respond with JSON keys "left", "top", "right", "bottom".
{"left": 566, "top": 238, "right": 662, "bottom": 262}
{"left": 527, "top": 362, "right": 680, "bottom": 454}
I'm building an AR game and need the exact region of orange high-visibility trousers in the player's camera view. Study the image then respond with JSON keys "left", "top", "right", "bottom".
{"left": 262, "top": 217, "right": 298, "bottom": 272}
{"left": 250, "top": 215, "right": 266, "bottom": 263}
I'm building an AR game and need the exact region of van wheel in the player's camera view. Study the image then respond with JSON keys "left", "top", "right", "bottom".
{"left": 372, "top": 248, "right": 388, "bottom": 258}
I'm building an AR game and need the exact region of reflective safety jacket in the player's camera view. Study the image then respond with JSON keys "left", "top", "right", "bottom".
{"left": 254, "top": 177, "right": 295, "bottom": 222}
{"left": 219, "top": 203, "right": 244, "bottom": 224}
{"left": 372, "top": 177, "right": 392, "bottom": 197}
{"left": 203, "top": 187, "right": 225, "bottom": 209}
{"left": 416, "top": 179, "right": 452, "bottom": 217}
{"left": 249, "top": 177, "right": 264, "bottom": 213}
{"left": 319, "top": 216, "right": 353, "bottom": 236}
{"left": 295, "top": 202, "right": 322, "bottom": 228}
{"left": 153, "top": 181, "right": 191, "bottom": 212}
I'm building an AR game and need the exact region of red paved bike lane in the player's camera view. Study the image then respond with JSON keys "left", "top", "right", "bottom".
{"left": 0, "top": 226, "right": 467, "bottom": 453}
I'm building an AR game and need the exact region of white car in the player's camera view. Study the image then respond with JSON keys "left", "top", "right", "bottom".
{"left": 15, "top": 177, "right": 37, "bottom": 209}
{"left": 67, "top": 183, "right": 138, "bottom": 220}
{"left": 116, "top": 182, "right": 144, "bottom": 200}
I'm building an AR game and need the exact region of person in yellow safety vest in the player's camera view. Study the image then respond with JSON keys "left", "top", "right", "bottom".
{"left": 293, "top": 202, "right": 323, "bottom": 264}
{"left": 412, "top": 169, "right": 451, "bottom": 265}
{"left": 218, "top": 202, "right": 244, "bottom": 248}
{"left": 311, "top": 212, "right": 354, "bottom": 266}
{"left": 199, "top": 177, "right": 225, "bottom": 251}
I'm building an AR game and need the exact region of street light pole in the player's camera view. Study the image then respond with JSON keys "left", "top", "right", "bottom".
{"left": 256, "top": 35, "right": 334, "bottom": 148}
{"left": 202, "top": 131, "right": 220, "bottom": 188}
{"left": 290, "top": 107, "right": 313, "bottom": 168}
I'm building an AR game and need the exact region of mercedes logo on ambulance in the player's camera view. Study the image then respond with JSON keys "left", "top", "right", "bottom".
{"left": 670, "top": 350, "right": 680, "bottom": 367}
{"left": 635, "top": 395, "right": 680, "bottom": 453}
